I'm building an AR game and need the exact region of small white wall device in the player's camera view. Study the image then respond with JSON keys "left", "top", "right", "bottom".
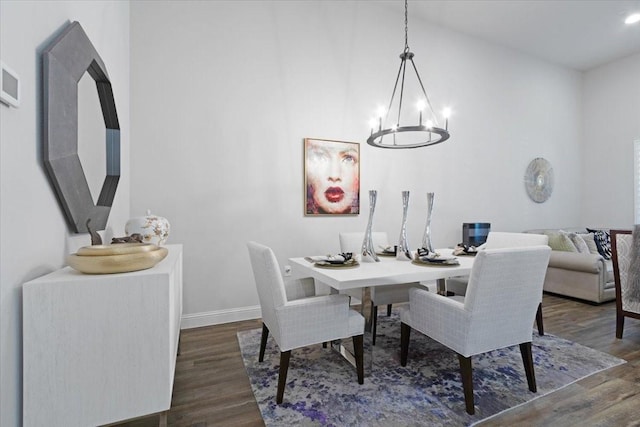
{"left": 1, "top": 61, "right": 20, "bottom": 107}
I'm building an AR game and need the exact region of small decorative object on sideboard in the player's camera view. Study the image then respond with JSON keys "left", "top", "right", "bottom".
{"left": 112, "top": 233, "right": 143, "bottom": 244}
{"left": 125, "top": 210, "right": 170, "bottom": 245}
{"left": 67, "top": 243, "right": 168, "bottom": 274}
{"left": 86, "top": 218, "right": 102, "bottom": 245}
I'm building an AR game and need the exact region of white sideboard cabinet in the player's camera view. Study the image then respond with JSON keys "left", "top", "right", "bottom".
{"left": 23, "top": 244, "right": 183, "bottom": 427}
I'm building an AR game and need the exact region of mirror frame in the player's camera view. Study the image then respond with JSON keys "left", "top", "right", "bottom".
{"left": 43, "top": 21, "right": 120, "bottom": 233}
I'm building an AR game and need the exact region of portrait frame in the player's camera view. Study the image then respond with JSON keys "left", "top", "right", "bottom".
{"left": 304, "top": 138, "right": 360, "bottom": 216}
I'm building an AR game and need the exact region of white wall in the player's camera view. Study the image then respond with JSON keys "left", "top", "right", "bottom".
{"left": 582, "top": 53, "right": 640, "bottom": 229}
{"left": 130, "top": 1, "right": 583, "bottom": 327}
{"left": 0, "top": 2, "right": 130, "bottom": 425}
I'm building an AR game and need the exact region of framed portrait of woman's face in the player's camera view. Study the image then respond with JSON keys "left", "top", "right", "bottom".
{"left": 304, "top": 138, "right": 360, "bottom": 216}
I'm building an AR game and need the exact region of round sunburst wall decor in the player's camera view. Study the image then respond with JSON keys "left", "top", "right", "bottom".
{"left": 524, "top": 158, "right": 554, "bottom": 203}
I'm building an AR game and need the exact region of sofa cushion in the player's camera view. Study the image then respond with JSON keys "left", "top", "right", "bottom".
{"left": 579, "top": 232, "right": 600, "bottom": 255}
{"left": 548, "top": 251, "right": 604, "bottom": 273}
{"left": 568, "top": 232, "right": 590, "bottom": 253}
{"left": 587, "top": 228, "right": 612, "bottom": 260}
{"left": 545, "top": 230, "right": 578, "bottom": 252}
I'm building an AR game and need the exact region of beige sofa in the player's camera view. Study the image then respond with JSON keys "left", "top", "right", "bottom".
{"left": 525, "top": 228, "right": 615, "bottom": 304}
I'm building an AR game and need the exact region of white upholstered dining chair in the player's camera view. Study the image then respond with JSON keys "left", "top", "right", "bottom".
{"left": 400, "top": 245, "right": 551, "bottom": 415}
{"left": 339, "top": 232, "right": 432, "bottom": 345}
{"left": 247, "top": 241, "right": 365, "bottom": 404}
{"left": 446, "top": 231, "right": 549, "bottom": 335}
{"left": 611, "top": 229, "right": 639, "bottom": 339}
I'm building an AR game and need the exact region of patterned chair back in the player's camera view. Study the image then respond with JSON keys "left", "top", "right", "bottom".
{"left": 612, "top": 230, "right": 638, "bottom": 313}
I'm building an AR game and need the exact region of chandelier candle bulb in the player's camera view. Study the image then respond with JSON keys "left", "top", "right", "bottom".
{"left": 417, "top": 100, "right": 426, "bottom": 126}
{"left": 625, "top": 13, "right": 640, "bottom": 24}
{"left": 443, "top": 107, "right": 451, "bottom": 130}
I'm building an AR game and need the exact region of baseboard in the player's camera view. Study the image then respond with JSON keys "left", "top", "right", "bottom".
{"left": 181, "top": 305, "right": 262, "bottom": 329}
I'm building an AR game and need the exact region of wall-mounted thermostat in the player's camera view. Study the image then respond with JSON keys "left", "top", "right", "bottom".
{"left": 1, "top": 61, "right": 20, "bottom": 107}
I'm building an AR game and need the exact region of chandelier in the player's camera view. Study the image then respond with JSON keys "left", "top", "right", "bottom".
{"left": 367, "top": 0, "right": 451, "bottom": 149}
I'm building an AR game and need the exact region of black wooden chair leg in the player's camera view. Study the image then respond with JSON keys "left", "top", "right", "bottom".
{"left": 616, "top": 313, "right": 625, "bottom": 339}
{"left": 259, "top": 323, "right": 269, "bottom": 362}
{"left": 536, "top": 302, "right": 544, "bottom": 336}
{"left": 400, "top": 322, "right": 411, "bottom": 366}
{"left": 387, "top": 304, "right": 392, "bottom": 316}
{"left": 276, "top": 350, "right": 291, "bottom": 404}
{"left": 371, "top": 304, "right": 379, "bottom": 345}
{"left": 519, "top": 342, "right": 537, "bottom": 392}
{"left": 353, "top": 334, "right": 364, "bottom": 384}
{"left": 457, "top": 354, "right": 475, "bottom": 415}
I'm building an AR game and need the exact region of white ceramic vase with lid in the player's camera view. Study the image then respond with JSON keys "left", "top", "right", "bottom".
{"left": 125, "top": 210, "right": 170, "bottom": 245}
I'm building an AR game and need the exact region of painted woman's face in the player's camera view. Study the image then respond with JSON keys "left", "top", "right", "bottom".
{"left": 306, "top": 140, "right": 359, "bottom": 214}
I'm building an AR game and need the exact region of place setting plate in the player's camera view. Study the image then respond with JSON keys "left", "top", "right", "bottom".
{"left": 456, "top": 251, "right": 477, "bottom": 257}
{"left": 453, "top": 244, "right": 480, "bottom": 256}
{"left": 377, "top": 251, "right": 396, "bottom": 257}
{"left": 376, "top": 245, "right": 397, "bottom": 257}
{"left": 304, "top": 253, "right": 360, "bottom": 269}
{"left": 313, "top": 259, "right": 360, "bottom": 269}
{"left": 412, "top": 252, "right": 459, "bottom": 267}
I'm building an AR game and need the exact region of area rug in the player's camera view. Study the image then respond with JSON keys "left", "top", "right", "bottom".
{"left": 238, "top": 310, "right": 625, "bottom": 426}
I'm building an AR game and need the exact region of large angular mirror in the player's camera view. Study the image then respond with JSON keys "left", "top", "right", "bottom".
{"left": 42, "top": 21, "right": 120, "bottom": 233}
{"left": 78, "top": 72, "right": 107, "bottom": 205}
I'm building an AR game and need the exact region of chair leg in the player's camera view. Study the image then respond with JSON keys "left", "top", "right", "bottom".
{"left": 400, "top": 322, "right": 411, "bottom": 366}
{"left": 323, "top": 342, "right": 327, "bottom": 348}
{"left": 276, "top": 350, "right": 291, "bottom": 404}
{"left": 457, "top": 354, "right": 475, "bottom": 415}
{"left": 259, "top": 323, "right": 269, "bottom": 362}
{"left": 371, "top": 304, "right": 379, "bottom": 345}
{"left": 519, "top": 342, "right": 537, "bottom": 392}
{"left": 387, "top": 304, "right": 392, "bottom": 316}
{"left": 536, "top": 302, "right": 544, "bottom": 336}
{"left": 352, "top": 334, "right": 364, "bottom": 384}
{"left": 616, "top": 312, "right": 625, "bottom": 339}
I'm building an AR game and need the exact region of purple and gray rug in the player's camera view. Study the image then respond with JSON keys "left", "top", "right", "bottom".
{"left": 238, "top": 309, "right": 624, "bottom": 426}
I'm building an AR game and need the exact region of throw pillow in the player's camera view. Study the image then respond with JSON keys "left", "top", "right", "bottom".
{"left": 586, "top": 228, "right": 612, "bottom": 259}
{"left": 579, "top": 232, "right": 600, "bottom": 255}
{"left": 547, "top": 230, "right": 578, "bottom": 252}
{"left": 568, "top": 232, "right": 590, "bottom": 253}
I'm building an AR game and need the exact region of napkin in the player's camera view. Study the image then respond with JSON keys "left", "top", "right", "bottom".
{"left": 453, "top": 244, "right": 479, "bottom": 256}
{"left": 305, "top": 253, "right": 353, "bottom": 264}
{"left": 306, "top": 255, "right": 344, "bottom": 263}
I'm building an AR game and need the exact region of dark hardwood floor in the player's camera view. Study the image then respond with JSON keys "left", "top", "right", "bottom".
{"left": 112, "top": 293, "right": 640, "bottom": 427}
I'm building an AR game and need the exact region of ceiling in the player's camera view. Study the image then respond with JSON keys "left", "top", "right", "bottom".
{"left": 387, "top": 0, "right": 640, "bottom": 71}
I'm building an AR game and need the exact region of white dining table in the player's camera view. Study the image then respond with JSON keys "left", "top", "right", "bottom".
{"left": 289, "top": 250, "right": 474, "bottom": 294}
{"left": 288, "top": 249, "right": 476, "bottom": 371}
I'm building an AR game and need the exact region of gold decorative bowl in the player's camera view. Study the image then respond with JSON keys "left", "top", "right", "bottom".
{"left": 67, "top": 244, "right": 168, "bottom": 274}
